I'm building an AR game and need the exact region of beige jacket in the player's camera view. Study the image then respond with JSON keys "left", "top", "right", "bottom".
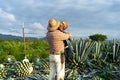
{"left": 46, "top": 31, "right": 70, "bottom": 55}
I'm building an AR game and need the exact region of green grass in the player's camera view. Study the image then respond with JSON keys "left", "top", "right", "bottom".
{"left": 0, "top": 39, "right": 49, "bottom": 63}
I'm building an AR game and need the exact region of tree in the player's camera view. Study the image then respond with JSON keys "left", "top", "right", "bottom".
{"left": 89, "top": 34, "right": 107, "bottom": 41}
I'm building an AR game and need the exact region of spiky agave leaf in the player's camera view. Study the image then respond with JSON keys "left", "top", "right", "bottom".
{"left": 28, "top": 74, "right": 48, "bottom": 80}
{"left": 92, "top": 76, "right": 105, "bottom": 80}
{"left": 65, "top": 68, "right": 80, "bottom": 80}
{"left": 0, "top": 69, "right": 7, "bottom": 79}
{"left": 6, "top": 77, "right": 15, "bottom": 80}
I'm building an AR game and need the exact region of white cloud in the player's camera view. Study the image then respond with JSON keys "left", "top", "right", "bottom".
{"left": 0, "top": 8, "right": 16, "bottom": 22}
{"left": 6, "top": 14, "right": 16, "bottom": 22}
{"left": 0, "top": 0, "right": 120, "bottom": 39}
{"left": 22, "top": 22, "right": 46, "bottom": 37}
{"left": 31, "top": 22, "right": 45, "bottom": 30}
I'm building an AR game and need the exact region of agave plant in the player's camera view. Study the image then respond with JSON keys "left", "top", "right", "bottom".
{"left": 0, "top": 64, "right": 7, "bottom": 79}
{"left": 4, "top": 55, "right": 16, "bottom": 63}
{"left": 33, "top": 58, "right": 49, "bottom": 75}
{"left": 65, "top": 38, "right": 120, "bottom": 79}
{"left": 14, "top": 61, "right": 33, "bottom": 77}
{"left": 102, "top": 40, "right": 120, "bottom": 65}
{"left": 66, "top": 39, "right": 95, "bottom": 70}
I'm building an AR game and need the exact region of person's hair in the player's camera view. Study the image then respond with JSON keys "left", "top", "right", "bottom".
{"left": 58, "top": 22, "right": 66, "bottom": 33}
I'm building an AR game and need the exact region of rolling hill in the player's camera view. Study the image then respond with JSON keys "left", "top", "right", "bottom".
{"left": 0, "top": 34, "right": 38, "bottom": 40}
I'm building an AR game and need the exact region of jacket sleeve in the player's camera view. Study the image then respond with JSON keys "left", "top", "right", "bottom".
{"left": 58, "top": 32, "right": 70, "bottom": 40}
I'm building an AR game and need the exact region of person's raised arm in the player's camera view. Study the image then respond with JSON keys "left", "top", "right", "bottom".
{"left": 58, "top": 31, "right": 72, "bottom": 40}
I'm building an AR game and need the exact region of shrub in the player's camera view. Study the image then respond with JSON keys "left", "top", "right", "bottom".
{"left": 89, "top": 34, "right": 107, "bottom": 41}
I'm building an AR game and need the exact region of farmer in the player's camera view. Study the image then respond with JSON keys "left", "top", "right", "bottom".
{"left": 46, "top": 18, "right": 72, "bottom": 80}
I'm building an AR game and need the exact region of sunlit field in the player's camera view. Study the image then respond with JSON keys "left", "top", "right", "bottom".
{"left": 0, "top": 38, "right": 120, "bottom": 80}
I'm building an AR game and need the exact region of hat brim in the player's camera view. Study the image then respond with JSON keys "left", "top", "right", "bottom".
{"left": 47, "top": 21, "right": 60, "bottom": 31}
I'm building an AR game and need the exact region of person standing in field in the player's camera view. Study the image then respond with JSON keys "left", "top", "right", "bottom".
{"left": 46, "top": 18, "right": 72, "bottom": 80}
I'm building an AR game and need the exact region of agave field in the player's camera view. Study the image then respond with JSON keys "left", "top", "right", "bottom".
{"left": 0, "top": 38, "right": 120, "bottom": 80}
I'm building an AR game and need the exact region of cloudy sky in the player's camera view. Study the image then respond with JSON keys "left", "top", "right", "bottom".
{"left": 0, "top": 0, "right": 120, "bottom": 39}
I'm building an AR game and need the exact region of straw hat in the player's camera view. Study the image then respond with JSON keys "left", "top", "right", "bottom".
{"left": 47, "top": 18, "right": 60, "bottom": 31}
{"left": 61, "top": 21, "right": 69, "bottom": 30}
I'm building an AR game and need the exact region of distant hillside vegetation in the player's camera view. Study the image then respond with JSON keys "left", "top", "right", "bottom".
{"left": 0, "top": 34, "right": 45, "bottom": 40}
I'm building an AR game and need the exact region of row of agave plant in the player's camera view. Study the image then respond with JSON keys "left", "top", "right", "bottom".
{"left": 65, "top": 38, "right": 120, "bottom": 80}
{"left": 0, "top": 38, "right": 120, "bottom": 80}
{"left": 0, "top": 55, "right": 49, "bottom": 80}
